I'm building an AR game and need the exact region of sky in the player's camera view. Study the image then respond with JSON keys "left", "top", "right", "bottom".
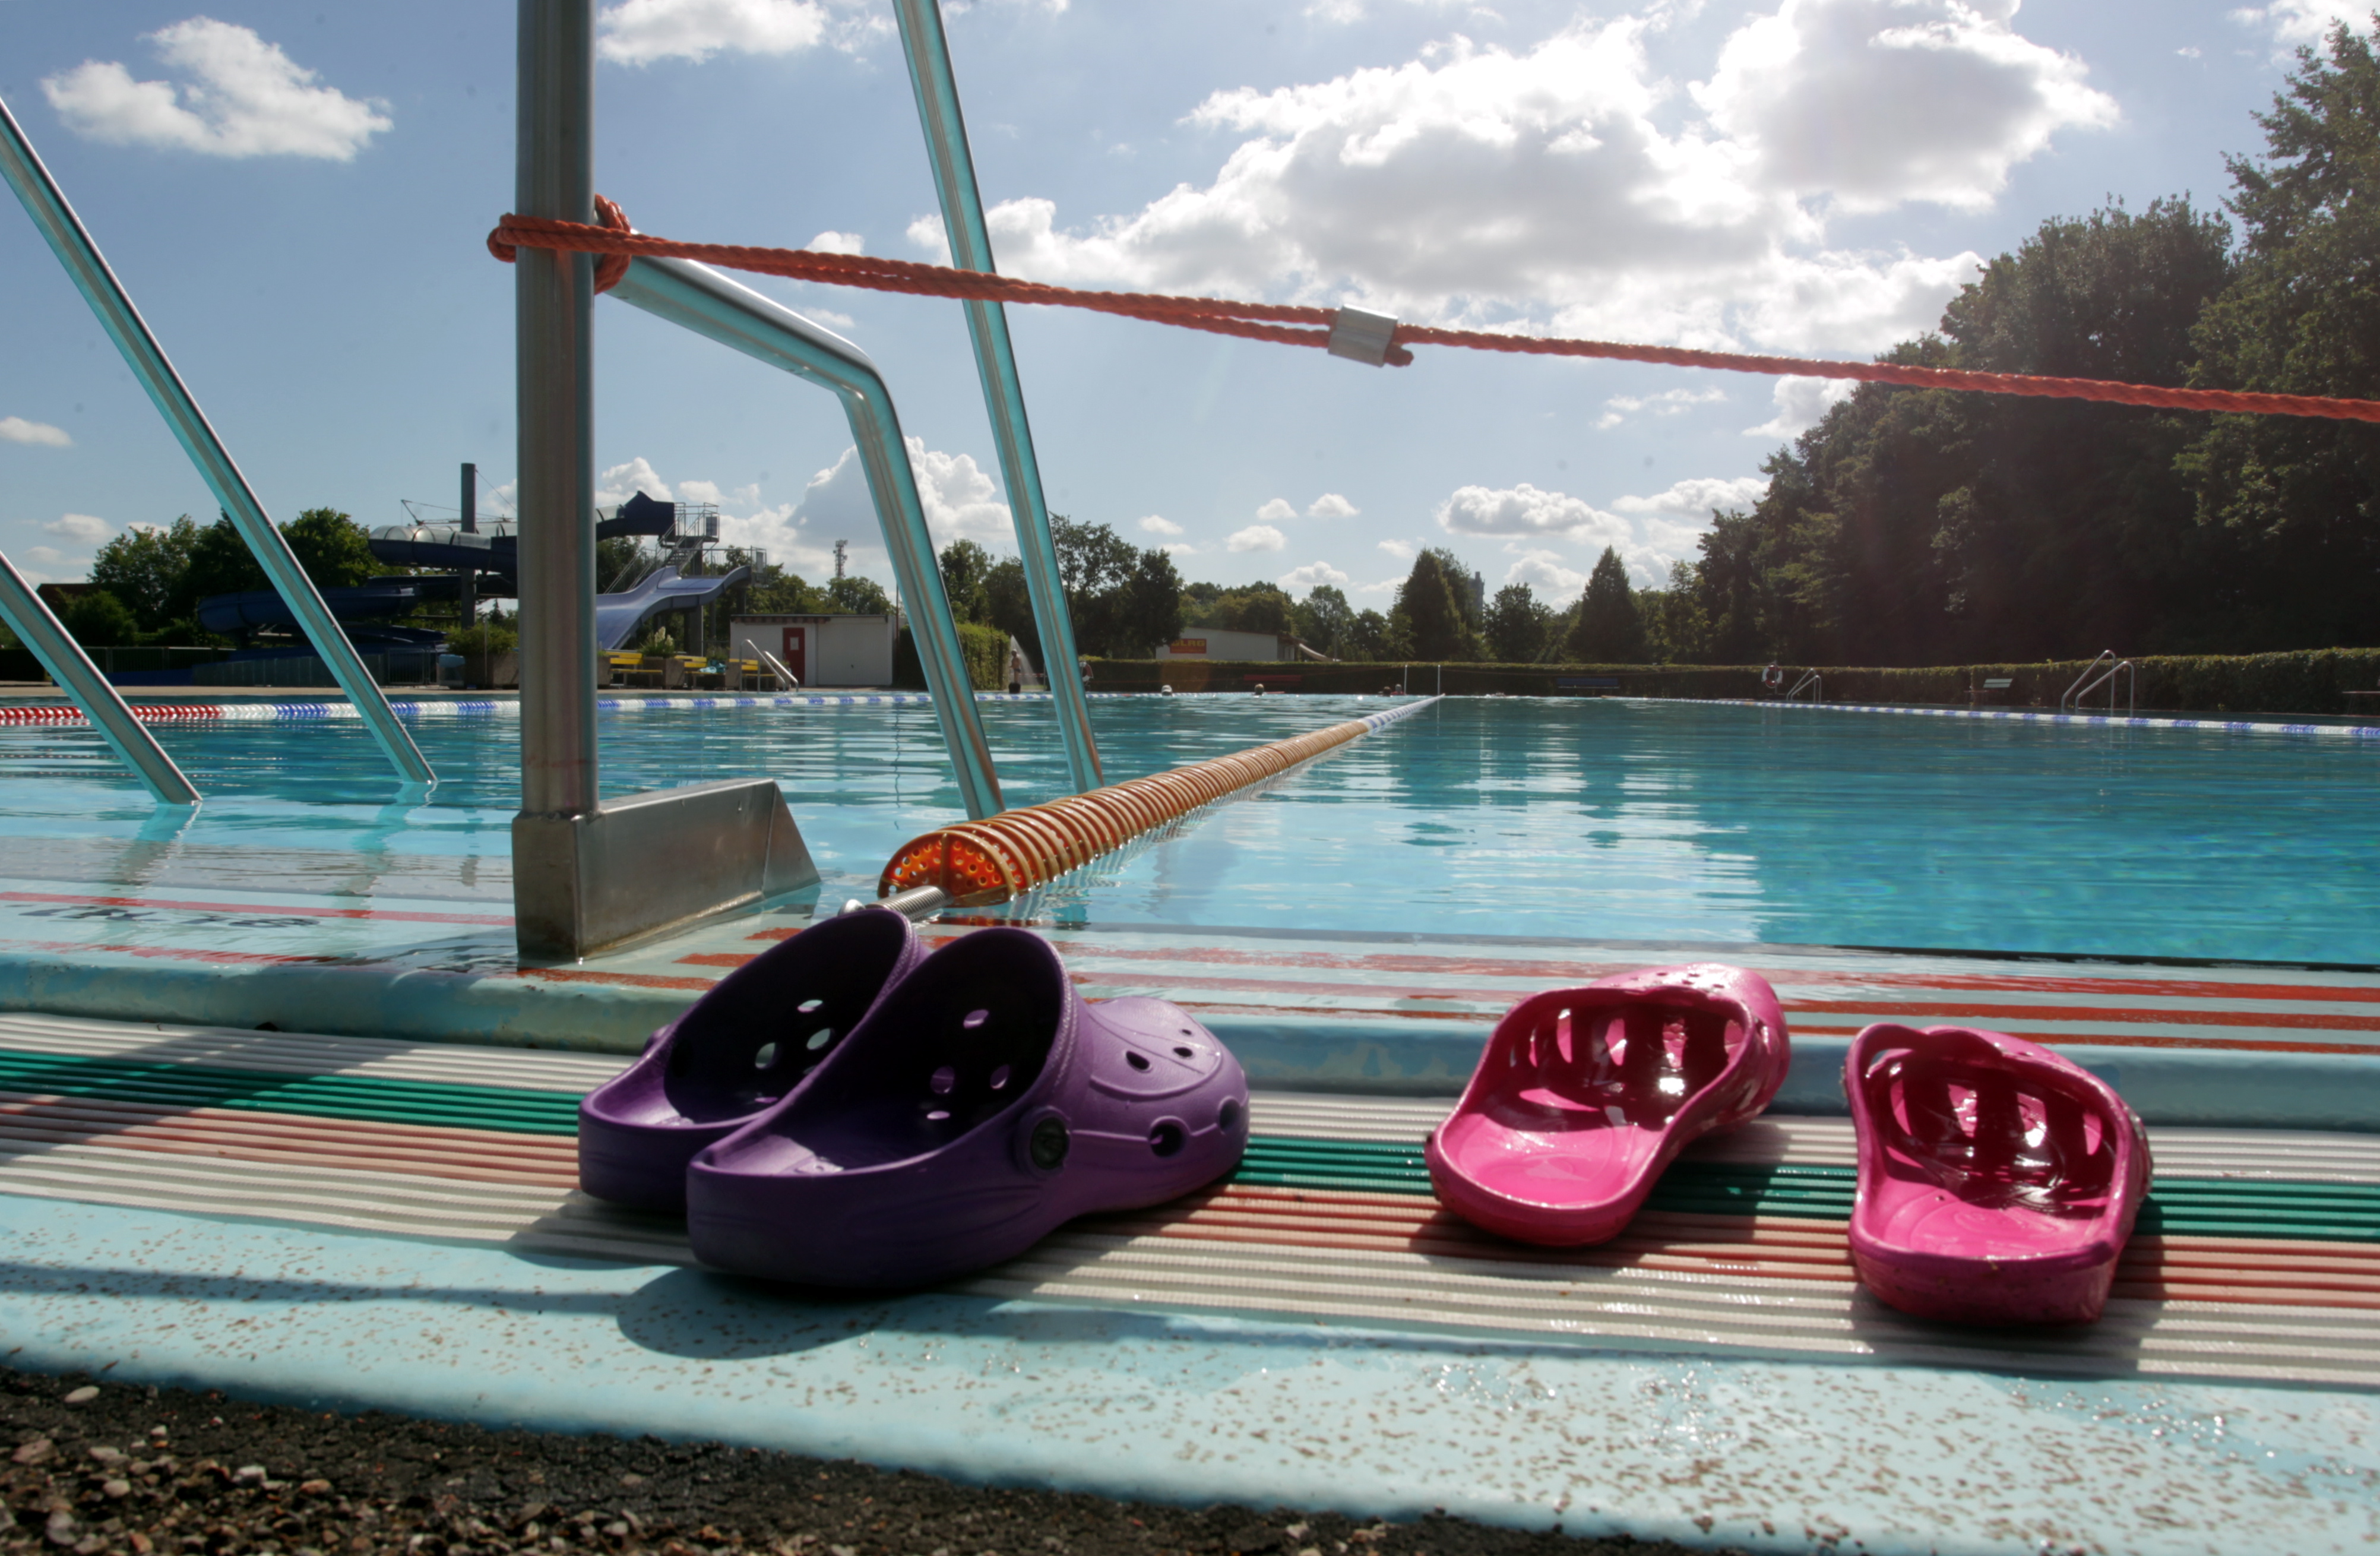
{"left": 0, "top": 0, "right": 2368, "bottom": 609}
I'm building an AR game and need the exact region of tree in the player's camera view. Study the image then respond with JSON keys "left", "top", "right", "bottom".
{"left": 1294, "top": 584, "right": 1354, "bottom": 658}
{"left": 1393, "top": 549, "right": 1476, "bottom": 660}
{"left": 1420, "top": 547, "right": 1483, "bottom": 632}
{"left": 1568, "top": 548, "right": 1645, "bottom": 662}
{"left": 938, "top": 539, "right": 995, "bottom": 624}
{"left": 1193, "top": 584, "right": 1295, "bottom": 635}
{"left": 2181, "top": 15, "right": 2380, "bottom": 648}
{"left": 62, "top": 589, "right": 138, "bottom": 648}
{"left": 985, "top": 556, "right": 1039, "bottom": 668}
{"left": 281, "top": 508, "right": 380, "bottom": 589}
{"left": 1346, "top": 608, "right": 1404, "bottom": 662}
{"left": 89, "top": 515, "right": 198, "bottom": 633}
{"left": 827, "top": 574, "right": 892, "bottom": 613}
{"left": 1112, "top": 548, "right": 1185, "bottom": 656}
{"left": 1483, "top": 583, "right": 1550, "bottom": 662}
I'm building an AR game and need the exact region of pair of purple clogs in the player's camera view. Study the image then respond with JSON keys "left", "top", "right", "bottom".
{"left": 578, "top": 909, "right": 1249, "bottom": 1288}
{"left": 1425, "top": 963, "right": 2151, "bottom": 1326}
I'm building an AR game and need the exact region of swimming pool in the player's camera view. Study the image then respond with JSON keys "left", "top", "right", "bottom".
{"left": 1, "top": 695, "right": 2372, "bottom": 964}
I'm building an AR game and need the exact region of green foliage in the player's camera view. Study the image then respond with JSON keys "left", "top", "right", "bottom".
{"left": 61, "top": 588, "right": 138, "bottom": 648}
{"left": 957, "top": 620, "right": 1008, "bottom": 690}
{"left": 598, "top": 535, "right": 646, "bottom": 592}
{"left": 1115, "top": 546, "right": 1185, "bottom": 656}
{"left": 984, "top": 556, "right": 1039, "bottom": 668}
{"left": 827, "top": 574, "right": 892, "bottom": 614}
{"left": 1484, "top": 582, "right": 1551, "bottom": 663}
{"left": 1346, "top": 607, "right": 1404, "bottom": 662}
{"left": 281, "top": 508, "right": 380, "bottom": 589}
{"left": 1188, "top": 583, "right": 1295, "bottom": 635}
{"left": 632, "top": 624, "right": 678, "bottom": 657}
{"left": 1294, "top": 584, "right": 1354, "bottom": 658}
{"left": 2180, "top": 17, "right": 2380, "bottom": 648}
{"left": 1569, "top": 548, "right": 1646, "bottom": 661}
{"left": 447, "top": 618, "right": 518, "bottom": 657}
{"left": 182, "top": 514, "right": 268, "bottom": 605}
{"left": 938, "top": 539, "right": 995, "bottom": 624}
{"left": 1393, "top": 549, "right": 1477, "bottom": 660}
{"left": 89, "top": 515, "right": 199, "bottom": 632}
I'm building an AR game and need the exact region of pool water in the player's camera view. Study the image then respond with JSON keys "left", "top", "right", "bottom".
{"left": 1, "top": 696, "right": 2372, "bottom": 964}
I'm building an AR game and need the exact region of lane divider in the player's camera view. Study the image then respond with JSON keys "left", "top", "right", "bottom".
{"left": 879, "top": 698, "right": 1441, "bottom": 906}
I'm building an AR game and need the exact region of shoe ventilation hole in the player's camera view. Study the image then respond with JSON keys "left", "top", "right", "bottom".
{"left": 805, "top": 1029, "right": 832, "bottom": 1052}
{"left": 752, "top": 1042, "right": 779, "bottom": 1070}
{"left": 989, "top": 1064, "right": 1012, "bottom": 1092}
{"left": 929, "top": 1064, "right": 957, "bottom": 1096}
{"left": 1218, "top": 1098, "right": 1242, "bottom": 1132}
{"left": 1125, "top": 1052, "right": 1151, "bottom": 1072}
{"left": 963, "top": 1008, "right": 990, "bottom": 1030}
{"left": 1173, "top": 1045, "right": 1195, "bottom": 1058}
{"left": 1149, "top": 1122, "right": 1186, "bottom": 1158}
{"left": 1030, "top": 1117, "right": 1070, "bottom": 1170}
{"left": 797, "top": 998, "right": 824, "bottom": 1015}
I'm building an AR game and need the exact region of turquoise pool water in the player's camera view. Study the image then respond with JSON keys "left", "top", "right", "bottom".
{"left": 1, "top": 695, "right": 2373, "bottom": 964}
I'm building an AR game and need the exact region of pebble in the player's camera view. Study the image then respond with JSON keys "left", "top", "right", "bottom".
{"left": 59, "top": 1388, "right": 97, "bottom": 1406}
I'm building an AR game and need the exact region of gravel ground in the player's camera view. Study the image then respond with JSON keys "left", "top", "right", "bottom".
{"left": 0, "top": 1367, "right": 1732, "bottom": 1556}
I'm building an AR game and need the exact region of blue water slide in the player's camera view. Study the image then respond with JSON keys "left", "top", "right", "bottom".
{"left": 593, "top": 562, "right": 750, "bottom": 652}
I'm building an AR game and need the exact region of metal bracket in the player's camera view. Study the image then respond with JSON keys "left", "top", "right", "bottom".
{"left": 1327, "top": 307, "right": 1400, "bottom": 366}
{"left": 513, "top": 777, "right": 819, "bottom": 960}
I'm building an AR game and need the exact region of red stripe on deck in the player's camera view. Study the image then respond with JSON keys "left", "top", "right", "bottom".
{"left": 0, "top": 890, "right": 512, "bottom": 927}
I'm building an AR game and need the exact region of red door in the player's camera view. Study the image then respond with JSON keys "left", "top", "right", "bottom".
{"left": 780, "top": 627, "right": 808, "bottom": 682}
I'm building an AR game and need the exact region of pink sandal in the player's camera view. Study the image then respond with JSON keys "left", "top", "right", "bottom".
{"left": 1847, "top": 1024, "right": 2151, "bottom": 1325}
{"left": 1425, "top": 964, "right": 1789, "bottom": 1246}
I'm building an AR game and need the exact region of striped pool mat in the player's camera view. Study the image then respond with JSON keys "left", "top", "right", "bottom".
{"left": 2, "top": 1013, "right": 2378, "bottom": 1389}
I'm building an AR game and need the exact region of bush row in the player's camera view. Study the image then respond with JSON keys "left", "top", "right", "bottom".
{"left": 1085, "top": 648, "right": 2380, "bottom": 714}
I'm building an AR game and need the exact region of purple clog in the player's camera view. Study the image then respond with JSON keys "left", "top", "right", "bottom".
{"left": 684, "top": 926, "right": 1248, "bottom": 1288}
{"left": 577, "top": 907, "right": 924, "bottom": 1213}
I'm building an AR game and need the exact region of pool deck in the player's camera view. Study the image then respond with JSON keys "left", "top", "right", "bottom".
{"left": 6, "top": 695, "right": 2380, "bottom": 1552}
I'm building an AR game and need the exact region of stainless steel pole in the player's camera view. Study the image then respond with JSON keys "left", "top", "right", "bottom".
{"left": 891, "top": 0, "right": 1102, "bottom": 793}
{"left": 0, "top": 94, "right": 432, "bottom": 786}
{"left": 607, "top": 256, "right": 1005, "bottom": 819}
{"left": 0, "top": 551, "right": 198, "bottom": 805}
{"left": 458, "top": 461, "right": 479, "bottom": 628}
{"left": 515, "top": 0, "right": 599, "bottom": 821}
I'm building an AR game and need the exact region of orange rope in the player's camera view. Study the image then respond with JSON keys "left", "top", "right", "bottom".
{"left": 490, "top": 205, "right": 2380, "bottom": 425}
{"left": 879, "top": 711, "right": 1394, "bottom": 906}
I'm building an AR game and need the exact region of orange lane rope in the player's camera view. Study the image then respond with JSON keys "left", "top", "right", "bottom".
{"left": 490, "top": 203, "right": 2380, "bottom": 426}
{"left": 878, "top": 701, "right": 1431, "bottom": 906}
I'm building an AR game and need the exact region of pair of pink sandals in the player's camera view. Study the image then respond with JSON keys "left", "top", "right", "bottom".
{"left": 1425, "top": 963, "right": 2153, "bottom": 1326}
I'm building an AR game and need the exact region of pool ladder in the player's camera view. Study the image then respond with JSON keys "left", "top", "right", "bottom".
{"left": 2061, "top": 651, "right": 2135, "bottom": 717}
{"left": 1786, "top": 670, "right": 1824, "bottom": 701}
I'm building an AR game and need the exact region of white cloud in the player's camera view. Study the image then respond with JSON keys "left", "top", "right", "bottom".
{"left": 1138, "top": 515, "right": 1185, "bottom": 536}
{"left": 44, "top": 19, "right": 391, "bottom": 161}
{"left": 43, "top": 514, "right": 112, "bottom": 544}
{"left": 597, "top": 457, "right": 674, "bottom": 506}
{"left": 0, "top": 418, "right": 71, "bottom": 448}
{"left": 2235, "top": 1, "right": 2369, "bottom": 46}
{"left": 1354, "top": 575, "right": 1404, "bottom": 597}
{"left": 1255, "top": 497, "right": 1299, "bottom": 523}
{"left": 1280, "top": 561, "right": 1353, "bottom": 593}
{"left": 953, "top": 1, "right": 2105, "bottom": 355}
{"left": 1610, "top": 475, "right": 1770, "bottom": 518}
{"left": 1306, "top": 492, "right": 1360, "bottom": 518}
{"left": 1438, "top": 482, "right": 1630, "bottom": 546}
{"left": 1696, "top": 0, "right": 2118, "bottom": 214}
{"left": 597, "top": 0, "right": 829, "bottom": 65}
{"left": 1505, "top": 549, "right": 1588, "bottom": 596}
{"left": 1227, "top": 524, "right": 1287, "bottom": 552}
{"left": 907, "top": 213, "right": 954, "bottom": 265}
{"left": 907, "top": 440, "right": 1014, "bottom": 544}
{"left": 806, "top": 229, "right": 866, "bottom": 255}
{"left": 1157, "top": 542, "right": 1200, "bottom": 556}
{"left": 1596, "top": 385, "right": 1729, "bottom": 429}
{"left": 1378, "top": 538, "right": 1416, "bottom": 559}
{"left": 708, "top": 437, "right": 1013, "bottom": 586}
{"left": 1744, "top": 374, "right": 1857, "bottom": 438}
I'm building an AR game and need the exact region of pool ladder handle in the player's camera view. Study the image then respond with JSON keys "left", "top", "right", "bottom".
{"left": 1786, "top": 669, "right": 1823, "bottom": 701}
{"left": 842, "top": 886, "right": 948, "bottom": 922}
{"left": 757, "top": 649, "right": 800, "bottom": 692}
{"left": 2061, "top": 650, "right": 2135, "bottom": 717}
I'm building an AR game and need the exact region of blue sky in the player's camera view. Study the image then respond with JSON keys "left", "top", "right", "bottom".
{"left": 0, "top": 0, "right": 2363, "bottom": 607}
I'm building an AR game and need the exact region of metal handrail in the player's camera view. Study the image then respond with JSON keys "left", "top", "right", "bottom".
{"left": 0, "top": 550, "right": 198, "bottom": 805}
{"left": 1787, "top": 670, "right": 1824, "bottom": 701}
{"left": 0, "top": 96, "right": 432, "bottom": 787}
{"left": 2061, "top": 650, "right": 2135, "bottom": 717}
{"left": 892, "top": 0, "right": 1103, "bottom": 795}
{"left": 607, "top": 254, "right": 1004, "bottom": 818}
{"left": 758, "top": 649, "right": 800, "bottom": 691}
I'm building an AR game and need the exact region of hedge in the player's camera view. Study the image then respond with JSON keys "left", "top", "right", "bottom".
{"left": 1084, "top": 648, "right": 2380, "bottom": 716}
{"left": 892, "top": 622, "right": 1008, "bottom": 692}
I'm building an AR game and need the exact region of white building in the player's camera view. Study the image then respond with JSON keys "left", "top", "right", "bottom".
{"left": 1153, "top": 628, "right": 1292, "bottom": 662}
{"left": 730, "top": 614, "right": 895, "bottom": 687}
